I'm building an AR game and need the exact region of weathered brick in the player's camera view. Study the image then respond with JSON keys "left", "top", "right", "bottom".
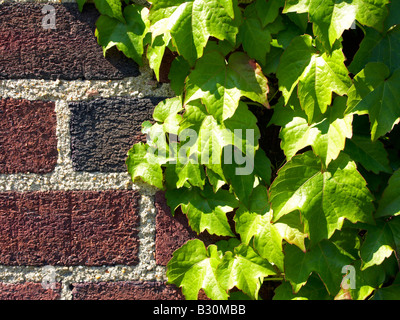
{"left": 0, "top": 192, "right": 71, "bottom": 265}
{"left": 0, "top": 98, "right": 58, "bottom": 174}
{"left": 0, "top": 191, "right": 140, "bottom": 266}
{"left": 0, "top": 3, "right": 139, "bottom": 80}
{"left": 155, "top": 191, "right": 226, "bottom": 266}
{"left": 71, "top": 281, "right": 184, "bottom": 300}
{"left": 69, "top": 190, "right": 140, "bottom": 266}
{"left": 0, "top": 282, "right": 61, "bottom": 300}
{"left": 69, "top": 97, "right": 163, "bottom": 172}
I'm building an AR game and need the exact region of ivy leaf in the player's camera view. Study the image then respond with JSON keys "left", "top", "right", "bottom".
{"left": 76, "top": 0, "right": 88, "bottom": 12}
{"left": 346, "top": 63, "right": 400, "bottom": 140}
{"left": 372, "top": 273, "right": 400, "bottom": 300}
{"left": 274, "top": 211, "right": 308, "bottom": 252}
{"left": 148, "top": 0, "right": 240, "bottom": 64}
{"left": 376, "top": 169, "right": 400, "bottom": 218}
{"left": 273, "top": 274, "right": 331, "bottom": 300}
{"left": 253, "top": 149, "right": 272, "bottom": 185}
{"left": 168, "top": 56, "right": 191, "bottom": 95}
{"left": 165, "top": 162, "right": 206, "bottom": 189}
{"left": 93, "top": 0, "right": 126, "bottom": 23}
{"left": 95, "top": 5, "right": 149, "bottom": 65}
{"left": 256, "top": 0, "right": 285, "bottom": 28}
{"left": 350, "top": 26, "right": 400, "bottom": 75}
{"left": 152, "top": 97, "right": 183, "bottom": 135}
{"left": 269, "top": 151, "right": 375, "bottom": 244}
{"left": 344, "top": 135, "right": 392, "bottom": 174}
{"left": 283, "top": 0, "right": 389, "bottom": 50}
{"left": 237, "top": 210, "right": 284, "bottom": 271}
{"left": 284, "top": 241, "right": 353, "bottom": 295}
{"left": 360, "top": 217, "right": 400, "bottom": 270}
{"left": 277, "top": 35, "right": 352, "bottom": 122}
{"left": 217, "top": 243, "right": 277, "bottom": 299}
{"left": 166, "top": 185, "right": 238, "bottom": 236}
{"left": 166, "top": 239, "right": 228, "bottom": 300}
{"left": 234, "top": 186, "right": 285, "bottom": 271}
{"left": 237, "top": 2, "right": 272, "bottom": 66}
{"left": 184, "top": 51, "right": 269, "bottom": 122}
{"left": 126, "top": 142, "right": 164, "bottom": 189}
{"left": 179, "top": 102, "right": 232, "bottom": 174}
{"left": 180, "top": 101, "right": 260, "bottom": 179}
{"left": 335, "top": 260, "right": 387, "bottom": 300}
{"left": 271, "top": 96, "right": 353, "bottom": 167}
{"left": 147, "top": 33, "right": 171, "bottom": 81}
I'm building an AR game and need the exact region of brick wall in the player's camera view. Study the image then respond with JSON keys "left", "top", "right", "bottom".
{"left": 0, "top": 0, "right": 197, "bottom": 300}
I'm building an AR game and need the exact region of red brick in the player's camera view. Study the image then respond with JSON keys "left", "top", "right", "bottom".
{"left": 0, "top": 192, "right": 71, "bottom": 265}
{"left": 0, "top": 191, "right": 140, "bottom": 266}
{"left": 71, "top": 281, "right": 184, "bottom": 300}
{"left": 0, "top": 98, "right": 58, "bottom": 174}
{"left": 69, "top": 190, "right": 140, "bottom": 266}
{"left": 0, "top": 3, "right": 139, "bottom": 80}
{"left": 0, "top": 282, "right": 61, "bottom": 300}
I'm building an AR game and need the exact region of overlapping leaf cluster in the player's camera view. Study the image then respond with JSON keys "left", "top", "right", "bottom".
{"left": 78, "top": 0, "right": 400, "bottom": 299}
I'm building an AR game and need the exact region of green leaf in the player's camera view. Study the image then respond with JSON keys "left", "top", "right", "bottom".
{"left": 152, "top": 97, "right": 183, "bottom": 135}
{"left": 360, "top": 217, "right": 400, "bottom": 270}
{"left": 350, "top": 26, "right": 400, "bottom": 75}
{"left": 274, "top": 211, "right": 308, "bottom": 252}
{"left": 273, "top": 274, "right": 331, "bottom": 300}
{"left": 185, "top": 51, "right": 269, "bottom": 122}
{"left": 237, "top": 2, "right": 272, "bottom": 66}
{"left": 222, "top": 160, "right": 255, "bottom": 208}
{"left": 94, "top": 0, "right": 126, "bottom": 23}
{"left": 165, "top": 185, "right": 238, "bottom": 236}
{"left": 253, "top": 149, "right": 272, "bottom": 185}
{"left": 271, "top": 96, "right": 353, "bottom": 167}
{"left": 95, "top": 5, "right": 149, "bottom": 65}
{"left": 372, "top": 273, "right": 400, "bottom": 300}
{"left": 335, "top": 260, "right": 387, "bottom": 300}
{"left": 180, "top": 101, "right": 260, "bottom": 177}
{"left": 147, "top": 33, "right": 171, "bottom": 81}
{"left": 346, "top": 63, "right": 400, "bottom": 140}
{"left": 149, "top": 0, "right": 240, "bottom": 64}
{"left": 344, "top": 135, "right": 392, "bottom": 174}
{"left": 283, "top": 0, "right": 389, "bottom": 50}
{"left": 376, "top": 169, "right": 400, "bottom": 218}
{"left": 269, "top": 151, "right": 375, "bottom": 244}
{"left": 217, "top": 243, "right": 277, "bottom": 299}
{"left": 126, "top": 142, "right": 164, "bottom": 189}
{"left": 166, "top": 239, "right": 228, "bottom": 300}
{"left": 179, "top": 102, "right": 232, "bottom": 172}
{"left": 277, "top": 35, "right": 351, "bottom": 122}
{"left": 165, "top": 162, "right": 206, "bottom": 189}
{"left": 284, "top": 241, "right": 353, "bottom": 295}
{"left": 234, "top": 208, "right": 284, "bottom": 271}
{"left": 168, "top": 56, "right": 191, "bottom": 95}
{"left": 256, "top": 0, "right": 285, "bottom": 28}
{"left": 76, "top": 0, "right": 88, "bottom": 12}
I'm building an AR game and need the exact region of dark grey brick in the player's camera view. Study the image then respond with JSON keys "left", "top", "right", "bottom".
{"left": 69, "top": 97, "right": 163, "bottom": 172}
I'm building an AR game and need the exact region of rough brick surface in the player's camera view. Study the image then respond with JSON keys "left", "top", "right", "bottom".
{"left": 69, "top": 97, "right": 163, "bottom": 172}
{"left": 0, "top": 191, "right": 140, "bottom": 266}
{"left": 71, "top": 281, "right": 184, "bottom": 300}
{"left": 0, "top": 3, "right": 139, "bottom": 80}
{"left": 155, "top": 191, "right": 227, "bottom": 266}
{"left": 0, "top": 282, "right": 61, "bottom": 300}
{"left": 68, "top": 191, "right": 140, "bottom": 266}
{"left": 0, "top": 98, "right": 58, "bottom": 174}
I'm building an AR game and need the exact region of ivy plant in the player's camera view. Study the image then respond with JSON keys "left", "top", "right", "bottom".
{"left": 77, "top": 0, "right": 400, "bottom": 300}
